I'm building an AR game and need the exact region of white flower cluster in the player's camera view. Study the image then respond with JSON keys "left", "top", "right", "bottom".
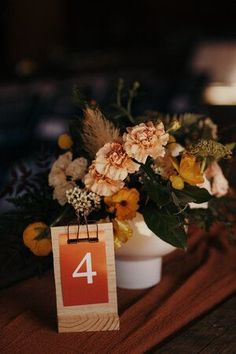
{"left": 66, "top": 187, "right": 101, "bottom": 216}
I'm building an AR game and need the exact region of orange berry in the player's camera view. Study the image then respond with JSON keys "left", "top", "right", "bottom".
{"left": 23, "top": 222, "right": 52, "bottom": 256}
{"left": 58, "top": 134, "right": 73, "bottom": 150}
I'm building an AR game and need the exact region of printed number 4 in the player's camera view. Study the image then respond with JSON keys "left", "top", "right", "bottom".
{"left": 72, "top": 252, "right": 97, "bottom": 284}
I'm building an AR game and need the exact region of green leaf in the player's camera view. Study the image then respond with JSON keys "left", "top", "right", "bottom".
{"left": 143, "top": 177, "right": 170, "bottom": 207}
{"left": 143, "top": 205, "right": 187, "bottom": 249}
{"left": 141, "top": 159, "right": 171, "bottom": 207}
{"left": 174, "top": 185, "right": 212, "bottom": 205}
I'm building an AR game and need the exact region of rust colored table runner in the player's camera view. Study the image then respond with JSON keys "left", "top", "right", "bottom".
{"left": 0, "top": 224, "right": 235, "bottom": 354}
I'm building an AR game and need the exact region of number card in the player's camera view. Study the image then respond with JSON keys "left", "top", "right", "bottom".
{"left": 51, "top": 223, "right": 119, "bottom": 333}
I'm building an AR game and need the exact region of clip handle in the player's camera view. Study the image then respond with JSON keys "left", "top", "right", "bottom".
{"left": 67, "top": 221, "right": 99, "bottom": 244}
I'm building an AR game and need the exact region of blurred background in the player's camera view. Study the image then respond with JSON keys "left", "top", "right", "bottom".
{"left": 1, "top": 0, "right": 236, "bottom": 205}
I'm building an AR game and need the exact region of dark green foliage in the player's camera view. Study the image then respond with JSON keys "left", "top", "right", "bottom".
{"left": 143, "top": 204, "right": 187, "bottom": 249}
{"left": 173, "top": 185, "right": 212, "bottom": 206}
{"left": 0, "top": 185, "right": 65, "bottom": 258}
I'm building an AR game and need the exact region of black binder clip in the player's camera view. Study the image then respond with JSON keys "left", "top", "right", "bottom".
{"left": 67, "top": 217, "right": 99, "bottom": 244}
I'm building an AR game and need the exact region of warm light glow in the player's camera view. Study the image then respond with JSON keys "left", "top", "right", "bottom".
{"left": 204, "top": 84, "right": 236, "bottom": 105}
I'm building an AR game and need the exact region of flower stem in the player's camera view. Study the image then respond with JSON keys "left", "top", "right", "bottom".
{"left": 200, "top": 157, "right": 207, "bottom": 174}
{"left": 50, "top": 204, "right": 71, "bottom": 227}
{"left": 140, "top": 162, "right": 157, "bottom": 180}
{"left": 116, "top": 105, "right": 135, "bottom": 124}
{"left": 127, "top": 82, "right": 140, "bottom": 120}
{"left": 127, "top": 93, "right": 132, "bottom": 115}
{"left": 116, "top": 78, "right": 124, "bottom": 107}
{"left": 116, "top": 79, "right": 139, "bottom": 124}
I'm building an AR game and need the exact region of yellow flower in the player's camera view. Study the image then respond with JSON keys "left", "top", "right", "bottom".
{"left": 179, "top": 153, "right": 204, "bottom": 185}
{"left": 167, "top": 120, "right": 181, "bottom": 132}
{"left": 170, "top": 153, "right": 204, "bottom": 188}
{"left": 23, "top": 222, "right": 52, "bottom": 256}
{"left": 58, "top": 134, "right": 73, "bottom": 150}
{"left": 170, "top": 175, "right": 185, "bottom": 190}
{"left": 98, "top": 217, "right": 133, "bottom": 249}
{"left": 112, "top": 218, "right": 133, "bottom": 249}
{"left": 104, "top": 187, "right": 140, "bottom": 220}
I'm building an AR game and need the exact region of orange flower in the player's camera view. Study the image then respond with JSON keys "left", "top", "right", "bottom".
{"left": 104, "top": 187, "right": 140, "bottom": 220}
{"left": 23, "top": 222, "right": 52, "bottom": 256}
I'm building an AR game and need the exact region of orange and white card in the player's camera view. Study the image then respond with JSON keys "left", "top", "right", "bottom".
{"left": 51, "top": 223, "right": 119, "bottom": 333}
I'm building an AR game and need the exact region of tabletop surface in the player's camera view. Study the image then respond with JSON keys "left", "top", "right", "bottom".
{"left": 156, "top": 294, "right": 236, "bottom": 353}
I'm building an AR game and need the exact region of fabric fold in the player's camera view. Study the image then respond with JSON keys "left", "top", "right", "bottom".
{"left": 0, "top": 224, "right": 235, "bottom": 353}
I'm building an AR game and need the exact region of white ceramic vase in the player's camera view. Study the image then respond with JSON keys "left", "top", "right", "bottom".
{"left": 115, "top": 212, "right": 176, "bottom": 289}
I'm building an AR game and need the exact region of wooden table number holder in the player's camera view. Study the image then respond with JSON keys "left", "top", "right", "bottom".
{"left": 51, "top": 222, "right": 119, "bottom": 333}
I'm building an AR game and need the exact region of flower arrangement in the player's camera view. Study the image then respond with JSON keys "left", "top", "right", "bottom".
{"left": 1, "top": 80, "right": 235, "bottom": 269}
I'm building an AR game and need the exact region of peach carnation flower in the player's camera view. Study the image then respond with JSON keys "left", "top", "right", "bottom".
{"left": 95, "top": 142, "right": 140, "bottom": 180}
{"left": 123, "top": 121, "right": 169, "bottom": 163}
{"left": 153, "top": 151, "right": 177, "bottom": 179}
{"left": 84, "top": 163, "right": 124, "bottom": 196}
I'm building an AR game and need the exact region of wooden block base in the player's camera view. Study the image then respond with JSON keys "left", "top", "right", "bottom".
{"left": 58, "top": 313, "right": 120, "bottom": 332}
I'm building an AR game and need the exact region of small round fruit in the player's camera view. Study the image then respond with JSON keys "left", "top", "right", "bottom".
{"left": 23, "top": 222, "right": 52, "bottom": 256}
{"left": 58, "top": 134, "right": 73, "bottom": 150}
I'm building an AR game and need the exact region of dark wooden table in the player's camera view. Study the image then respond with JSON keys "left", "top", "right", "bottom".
{"left": 155, "top": 294, "right": 236, "bottom": 353}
